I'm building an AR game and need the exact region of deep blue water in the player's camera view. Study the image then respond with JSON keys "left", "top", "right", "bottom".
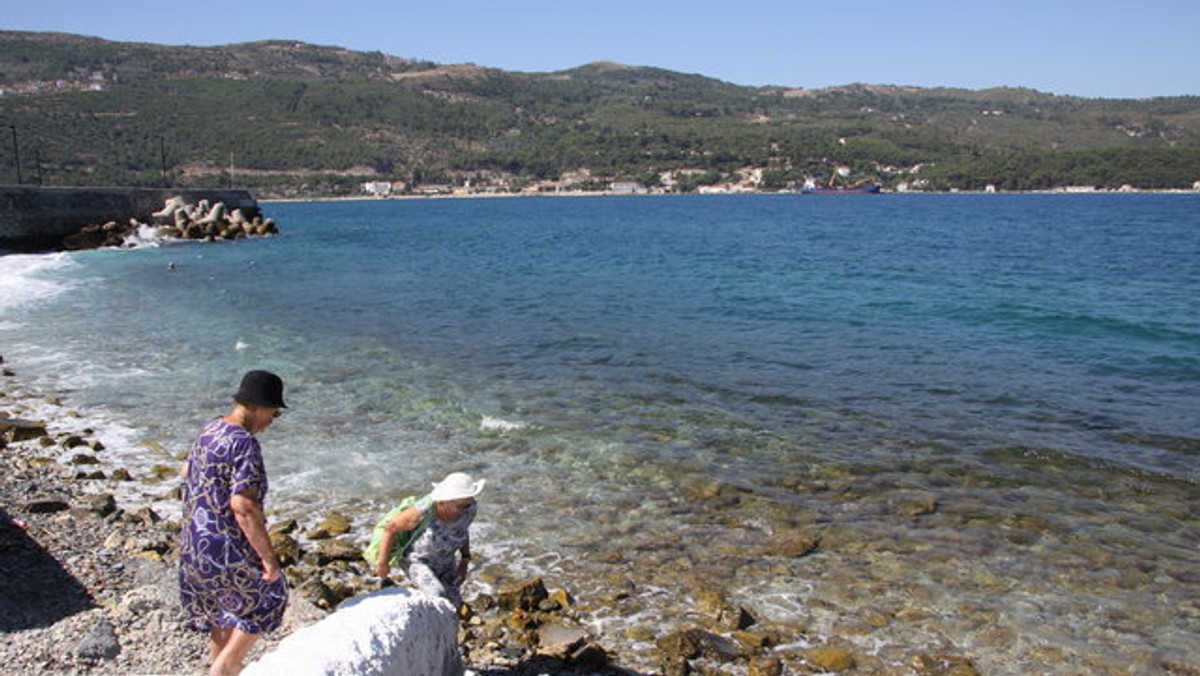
{"left": 3, "top": 192, "right": 1198, "bottom": 670}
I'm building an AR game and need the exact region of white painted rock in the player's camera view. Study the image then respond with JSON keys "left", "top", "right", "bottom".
{"left": 244, "top": 588, "right": 462, "bottom": 676}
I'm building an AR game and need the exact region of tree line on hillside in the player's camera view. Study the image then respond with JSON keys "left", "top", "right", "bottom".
{"left": 2, "top": 33, "right": 1200, "bottom": 196}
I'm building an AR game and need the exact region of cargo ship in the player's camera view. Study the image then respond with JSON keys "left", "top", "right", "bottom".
{"left": 801, "top": 169, "right": 881, "bottom": 194}
{"left": 801, "top": 184, "right": 882, "bottom": 194}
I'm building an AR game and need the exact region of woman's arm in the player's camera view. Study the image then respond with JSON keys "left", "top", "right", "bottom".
{"left": 372, "top": 505, "right": 422, "bottom": 577}
{"left": 231, "top": 490, "right": 282, "bottom": 582}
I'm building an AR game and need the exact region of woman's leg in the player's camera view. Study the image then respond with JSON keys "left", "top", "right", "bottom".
{"left": 208, "top": 627, "right": 233, "bottom": 664}
{"left": 209, "top": 628, "right": 260, "bottom": 676}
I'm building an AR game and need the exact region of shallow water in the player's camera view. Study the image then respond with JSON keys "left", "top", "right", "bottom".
{"left": 2, "top": 193, "right": 1198, "bottom": 672}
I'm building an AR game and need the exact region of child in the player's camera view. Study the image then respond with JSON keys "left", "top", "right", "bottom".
{"left": 365, "top": 472, "right": 484, "bottom": 607}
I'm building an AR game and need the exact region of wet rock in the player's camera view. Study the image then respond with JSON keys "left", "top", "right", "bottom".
{"left": 536, "top": 622, "right": 589, "bottom": 654}
{"left": 148, "top": 464, "right": 179, "bottom": 482}
{"left": 498, "top": 577, "right": 549, "bottom": 611}
{"left": 297, "top": 578, "right": 339, "bottom": 609}
{"left": 731, "top": 629, "right": 775, "bottom": 653}
{"left": 270, "top": 532, "right": 301, "bottom": 567}
{"left": 270, "top": 518, "right": 300, "bottom": 536}
{"left": 656, "top": 629, "right": 703, "bottom": 661}
{"left": 890, "top": 490, "right": 940, "bottom": 517}
{"left": 541, "top": 587, "right": 572, "bottom": 611}
{"left": 805, "top": 646, "right": 856, "bottom": 672}
{"left": 307, "top": 511, "right": 352, "bottom": 539}
{"left": 2, "top": 417, "right": 47, "bottom": 442}
{"left": 773, "top": 530, "right": 821, "bottom": 558}
{"left": 314, "top": 538, "right": 361, "bottom": 564}
{"left": 748, "top": 656, "right": 783, "bottom": 676}
{"left": 910, "top": 652, "right": 981, "bottom": 675}
{"left": 695, "top": 630, "right": 741, "bottom": 662}
{"left": 696, "top": 589, "right": 757, "bottom": 630}
{"left": 504, "top": 607, "right": 540, "bottom": 633}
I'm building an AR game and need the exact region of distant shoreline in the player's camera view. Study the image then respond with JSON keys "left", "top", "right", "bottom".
{"left": 260, "top": 188, "right": 1200, "bottom": 204}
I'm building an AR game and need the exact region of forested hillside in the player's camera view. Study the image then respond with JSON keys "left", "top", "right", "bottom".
{"left": 2, "top": 31, "right": 1198, "bottom": 196}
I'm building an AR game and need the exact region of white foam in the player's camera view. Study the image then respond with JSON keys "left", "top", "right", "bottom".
{"left": 0, "top": 252, "right": 77, "bottom": 312}
{"left": 479, "top": 415, "right": 526, "bottom": 432}
{"left": 120, "top": 223, "right": 168, "bottom": 249}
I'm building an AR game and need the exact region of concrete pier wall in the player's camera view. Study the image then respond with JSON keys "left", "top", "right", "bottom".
{"left": 0, "top": 186, "right": 260, "bottom": 251}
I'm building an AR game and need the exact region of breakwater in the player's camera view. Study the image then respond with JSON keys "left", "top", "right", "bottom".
{"left": 0, "top": 186, "right": 261, "bottom": 252}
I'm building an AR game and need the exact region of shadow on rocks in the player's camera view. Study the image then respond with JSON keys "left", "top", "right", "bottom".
{"left": 0, "top": 506, "right": 96, "bottom": 631}
{"left": 472, "top": 655, "right": 645, "bottom": 676}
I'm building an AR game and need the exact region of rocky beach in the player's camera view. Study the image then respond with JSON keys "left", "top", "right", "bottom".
{"left": 0, "top": 358, "right": 627, "bottom": 675}
{"left": 6, "top": 356, "right": 1200, "bottom": 675}
{"left": 1, "top": 358, "right": 811, "bottom": 676}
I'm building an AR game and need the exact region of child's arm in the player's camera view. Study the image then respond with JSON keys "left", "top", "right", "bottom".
{"left": 372, "top": 505, "right": 423, "bottom": 577}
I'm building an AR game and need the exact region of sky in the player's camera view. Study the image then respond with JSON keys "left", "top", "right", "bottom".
{"left": 5, "top": 0, "right": 1199, "bottom": 99}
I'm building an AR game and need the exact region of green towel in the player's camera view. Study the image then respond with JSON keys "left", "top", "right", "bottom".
{"left": 362, "top": 495, "right": 435, "bottom": 568}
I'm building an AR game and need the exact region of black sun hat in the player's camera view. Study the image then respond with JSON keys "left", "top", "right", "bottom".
{"left": 233, "top": 370, "right": 287, "bottom": 409}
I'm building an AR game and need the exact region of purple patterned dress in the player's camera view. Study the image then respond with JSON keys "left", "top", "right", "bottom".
{"left": 179, "top": 418, "right": 288, "bottom": 634}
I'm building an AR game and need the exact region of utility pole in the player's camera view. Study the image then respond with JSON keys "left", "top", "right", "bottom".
{"left": 9, "top": 125, "right": 21, "bottom": 185}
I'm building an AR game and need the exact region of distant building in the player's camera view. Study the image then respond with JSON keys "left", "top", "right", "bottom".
{"left": 362, "top": 181, "right": 393, "bottom": 197}
{"left": 609, "top": 182, "right": 646, "bottom": 195}
{"left": 413, "top": 184, "right": 453, "bottom": 195}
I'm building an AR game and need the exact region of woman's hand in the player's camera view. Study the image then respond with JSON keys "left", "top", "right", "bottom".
{"left": 262, "top": 555, "right": 283, "bottom": 582}
{"left": 373, "top": 562, "right": 390, "bottom": 578}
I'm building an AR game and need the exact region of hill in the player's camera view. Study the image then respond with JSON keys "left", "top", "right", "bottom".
{"left": 2, "top": 31, "right": 1199, "bottom": 196}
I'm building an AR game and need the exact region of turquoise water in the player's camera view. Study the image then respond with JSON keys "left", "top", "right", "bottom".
{"left": 3, "top": 193, "right": 1198, "bottom": 672}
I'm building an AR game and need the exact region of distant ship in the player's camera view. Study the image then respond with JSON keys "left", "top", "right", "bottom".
{"left": 801, "top": 171, "right": 882, "bottom": 194}
{"left": 801, "top": 184, "right": 882, "bottom": 194}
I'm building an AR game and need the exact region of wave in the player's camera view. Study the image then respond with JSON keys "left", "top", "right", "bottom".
{"left": 0, "top": 252, "right": 78, "bottom": 313}
{"left": 119, "top": 224, "right": 171, "bottom": 249}
{"left": 479, "top": 415, "right": 527, "bottom": 433}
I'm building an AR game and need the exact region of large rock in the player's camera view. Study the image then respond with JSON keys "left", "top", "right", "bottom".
{"left": 497, "top": 577, "right": 548, "bottom": 611}
{"left": 243, "top": 588, "right": 462, "bottom": 676}
{"left": 74, "top": 617, "right": 121, "bottom": 661}
{"left": 1, "top": 417, "right": 47, "bottom": 442}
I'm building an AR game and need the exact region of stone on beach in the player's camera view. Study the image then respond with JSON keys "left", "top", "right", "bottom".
{"left": 242, "top": 588, "right": 463, "bottom": 676}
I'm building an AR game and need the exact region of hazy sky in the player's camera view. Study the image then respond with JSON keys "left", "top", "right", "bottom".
{"left": 6, "top": 0, "right": 1198, "bottom": 99}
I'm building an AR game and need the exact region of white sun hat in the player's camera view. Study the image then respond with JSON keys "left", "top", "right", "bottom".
{"left": 429, "top": 472, "right": 486, "bottom": 501}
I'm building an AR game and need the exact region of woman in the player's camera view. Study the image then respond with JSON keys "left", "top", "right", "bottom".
{"left": 179, "top": 370, "right": 290, "bottom": 676}
{"left": 368, "top": 471, "right": 485, "bottom": 608}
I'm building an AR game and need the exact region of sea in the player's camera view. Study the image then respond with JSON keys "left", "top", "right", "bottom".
{"left": 2, "top": 193, "right": 1198, "bottom": 673}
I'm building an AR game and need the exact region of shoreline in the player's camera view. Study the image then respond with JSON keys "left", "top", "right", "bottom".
{"left": 258, "top": 187, "right": 1200, "bottom": 204}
